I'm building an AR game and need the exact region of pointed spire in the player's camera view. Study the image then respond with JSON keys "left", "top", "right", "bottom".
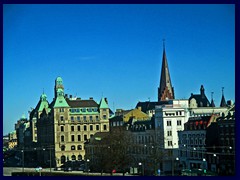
{"left": 220, "top": 87, "right": 227, "bottom": 107}
{"left": 158, "top": 40, "right": 174, "bottom": 101}
{"left": 200, "top": 85, "right": 205, "bottom": 98}
{"left": 210, "top": 92, "right": 215, "bottom": 107}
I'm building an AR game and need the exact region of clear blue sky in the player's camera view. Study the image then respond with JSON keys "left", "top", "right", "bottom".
{"left": 3, "top": 4, "right": 235, "bottom": 135}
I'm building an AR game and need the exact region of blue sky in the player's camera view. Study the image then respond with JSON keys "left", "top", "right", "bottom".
{"left": 3, "top": 4, "right": 235, "bottom": 135}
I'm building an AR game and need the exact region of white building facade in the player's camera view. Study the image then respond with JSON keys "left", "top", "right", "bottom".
{"left": 154, "top": 99, "right": 189, "bottom": 174}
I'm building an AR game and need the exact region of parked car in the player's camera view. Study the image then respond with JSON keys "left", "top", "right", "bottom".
{"left": 64, "top": 167, "right": 72, "bottom": 172}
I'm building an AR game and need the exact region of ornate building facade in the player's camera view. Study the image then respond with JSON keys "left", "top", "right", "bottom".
{"left": 36, "top": 77, "right": 110, "bottom": 168}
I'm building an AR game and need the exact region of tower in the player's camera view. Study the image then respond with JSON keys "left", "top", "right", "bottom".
{"left": 54, "top": 77, "right": 64, "bottom": 98}
{"left": 158, "top": 40, "right": 175, "bottom": 102}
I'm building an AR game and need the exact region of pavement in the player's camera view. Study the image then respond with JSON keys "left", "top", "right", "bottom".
{"left": 3, "top": 167, "right": 135, "bottom": 176}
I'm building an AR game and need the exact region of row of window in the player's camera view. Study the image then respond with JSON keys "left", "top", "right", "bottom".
{"left": 60, "top": 145, "right": 83, "bottom": 151}
{"left": 166, "top": 120, "right": 182, "bottom": 126}
{"left": 137, "top": 135, "right": 154, "bottom": 144}
{"left": 165, "top": 111, "right": 183, "bottom": 116}
{"left": 69, "top": 108, "right": 98, "bottom": 113}
{"left": 180, "top": 138, "right": 205, "bottom": 146}
{"left": 60, "top": 124, "right": 107, "bottom": 132}
{"left": 60, "top": 115, "right": 108, "bottom": 121}
{"left": 60, "top": 154, "right": 82, "bottom": 163}
{"left": 60, "top": 134, "right": 93, "bottom": 142}
{"left": 60, "top": 115, "right": 99, "bottom": 121}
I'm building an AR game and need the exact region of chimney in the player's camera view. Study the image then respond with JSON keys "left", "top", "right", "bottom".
{"left": 70, "top": 95, "right": 72, "bottom": 98}
{"left": 137, "top": 106, "right": 142, "bottom": 111}
{"left": 89, "top": 97, "right": 93, "bottom": 100}
{"left": 65, "top": 94, "right": 68, "bottom": 98}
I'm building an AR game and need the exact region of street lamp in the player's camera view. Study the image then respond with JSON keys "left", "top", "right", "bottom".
{"left": 138, "top": 162, "right": 144, "bottom": 176}
{"left": 86, "top": 159, "right": 90, "bottom": 174}
{"left": 213, "top": 154, "right": 217, "bottom": 173}
{"left": 43, "top": 148, "right": 45, "bottom": 167}
{"left": 21, "top": 150, "right": 24, "bottom": 172}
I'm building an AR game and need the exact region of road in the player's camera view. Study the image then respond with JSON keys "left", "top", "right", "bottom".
{"left": 3, "top": 167, "right": 135, "bottom": 176}
{"left": 3, "top": 167, "right": 51, "bottom": 176}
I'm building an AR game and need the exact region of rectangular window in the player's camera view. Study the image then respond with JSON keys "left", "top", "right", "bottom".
{"left": 90, "top": 116, "right": 93, "bottom": 121}
{"left": 167, "top": 121, "right": 172, "bottom": 126}
{"left": 77, "top": 116, "right": 80, "bottom": 121}
{"left": 168, "top": 141, "right": 173, "bottom": 146}
{"left": 96, "top": 116, "right": 99, "bottom": 121}
{"left": 84, "top": 135, "right": 87, "bottom": 141}
{"left": 177, "top": 120, "right": 182, "bottom": 126}
{"left": 71, "top": 126, "right": 74, "bottom": 131}
{"left": 90, "top": 125, "right": 93, "bottom": 131}
{"left": 61, "top": 126, "right": 64, "bottom": 132}
{"left": 77, "top": 126, "right": 80, "bottom": 131}
{"left": 71, "top": 116, "right": 74, "bottom": 121}
{"left": 82, "top": 108, "right": 86, "bottom": 112}
{"left": 103, "top": 115, "right": 107, "bottom": 119}
{"left": 96, "top": 125, "right": 99, "bottom": 131}
{"left": 71, "top": 135, "right": 75, "bottom": 142}
{"left": 84, "top": 125, "right": 87, "bottom": 131}
{"left": 167, "top": 131, "right": 172, "bottom": 136}
{"left": 78, "top": 135, "right": 81, "bottom": 141}
{"left": 61, "top": 136, "right": 64, "bottom": 142}
{"left": 83, "top": 116, "right": 87, "bottom": 121}
{"left": 88, "top": 108, "right": 92, "bottom": 112}
{"left": 60, "top": 108, "right": 64, "bottom": 112}
{"left": 60, "top": 116, "right": 64, "bottom": 121}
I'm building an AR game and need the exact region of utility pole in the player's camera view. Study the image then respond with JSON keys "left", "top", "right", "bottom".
{"left": 50, "top": 147, "right": 52, "bottom": 173}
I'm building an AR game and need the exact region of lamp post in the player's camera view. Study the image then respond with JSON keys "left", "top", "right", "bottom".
{"left": 50, "top": 147, "right": 52, "bottom": 173}
{"left": 21, "top": 149, "right": 24, "bottom": 172}
{"left": 213, "top": 154, "right": 217, "bottom": 174}
{"left": 176, "top": 157, "right": 179, "bottom": 175}
{"left": 86, "top": 159, "right": 90, "bottom": 175}
{"left": 43, "top": 148, "right": 45, "bottom": 167}
{"left": 202, "top": 158, "right": 206, "bottom": 175}
{"left": 171, "top": 146, "right": 174, "bottom": 176}
{"left": 138, "top": 162, "right": 144, "bottom": 176}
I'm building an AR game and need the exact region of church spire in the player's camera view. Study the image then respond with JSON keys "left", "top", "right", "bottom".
{"left": 158, "top": 40, "right": 174, "bottom": 102}
{"left": 220, "top": 87, "right": 227, "bottom": 107}
{"left": 210, "top": 92, "right": 215, "bottom": 107}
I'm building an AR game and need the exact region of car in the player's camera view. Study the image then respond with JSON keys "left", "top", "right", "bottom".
{"left": 64, "top": 167, "right": 72, "bottom": 172}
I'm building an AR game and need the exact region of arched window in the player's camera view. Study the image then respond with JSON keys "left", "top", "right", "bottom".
{"left": 61, "top": 145, "right": 65, "bottom": 151}
{"left": 77, "top": 145, "right": 82, "bottom": 150}
{"left": 78, "top": 155, "right": 82, "bottom": 161}
{"left": 71, "top": 145, "right": 76, "bottom": 150}
{"left": 71, "top": 155, "right": 76, "bottom": 161}
{"left": 61, "top": 155, "right": 66, "bottom": 164}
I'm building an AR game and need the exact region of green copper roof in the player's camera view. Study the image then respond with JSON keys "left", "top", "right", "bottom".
{"left": 56, "top": 76, "right": 63, "bottom": 85}
{"left": 54, "top": 96, "right": 70, "bottom": 108}
{"left": 39, "top": 101, "right": 49, "bottom": 112}
{"left": 21, "top": 114, "right": 26, "bottom": 119}
{"left": 41, "top": 93, "right": 47, "bottom": 101}
{"left": 99, "top": 98, "right": 109, "bottom": 109}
